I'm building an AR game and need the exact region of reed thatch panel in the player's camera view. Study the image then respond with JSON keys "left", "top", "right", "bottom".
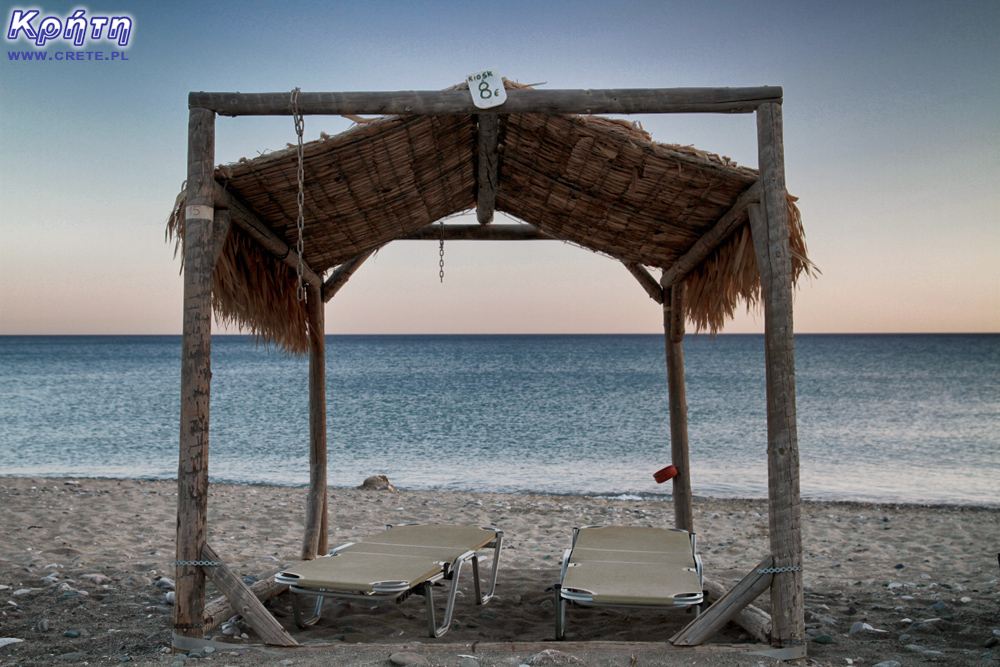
{"left": 498, "top": 111, "right": 757, "bottom": 269}
{"left": 220, "top": 114, "right": 477, "bottom": 272}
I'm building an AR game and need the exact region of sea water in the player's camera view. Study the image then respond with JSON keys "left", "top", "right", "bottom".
{"left": 0, "top": 334, "right": 997, "bottom": 506}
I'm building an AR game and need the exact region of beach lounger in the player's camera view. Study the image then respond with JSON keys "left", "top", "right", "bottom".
{"left": 554, "top": 525, "right": 703, "bottom": 639}
{"left": 275, "top": 524, "right": 503, "bottom": 637}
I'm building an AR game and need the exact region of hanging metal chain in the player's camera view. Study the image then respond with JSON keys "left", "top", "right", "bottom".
{"left": 438, "top": 221, "right": 445, "bottom": 283}
{"left": 291, "top": 87, "right": 306, "bottom": 302}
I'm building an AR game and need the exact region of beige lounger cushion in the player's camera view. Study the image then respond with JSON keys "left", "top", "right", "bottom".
{"left": 280, "top": 552, "right": 443, "bottom": 591}
{"left": 279, "top": 525, "right": 497, "bottom": 592}
{"left": 562, "top": 526, "right": 701, "bottom": 605}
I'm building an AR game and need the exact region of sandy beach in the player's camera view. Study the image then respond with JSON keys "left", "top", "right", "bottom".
{"left": 0, "top": 477, "right": 996, "bottom": 667}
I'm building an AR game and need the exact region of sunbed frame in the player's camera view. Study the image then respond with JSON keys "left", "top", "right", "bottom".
{"left": 555, "top": 525, "right": 704, "bottom": 640}
{"left": 275, "top": 524, "right": 503, "bottom": 638}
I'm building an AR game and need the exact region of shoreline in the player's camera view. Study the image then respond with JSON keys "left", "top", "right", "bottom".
{"left": 1, "top": 473, "right": 996, "bottom": 510}
{"left": 1, "top": 476, "right": 997, "bottom": 666}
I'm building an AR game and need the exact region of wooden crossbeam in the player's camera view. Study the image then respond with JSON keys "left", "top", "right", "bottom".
{"left": 213, "top": 184, "right": 322, "bottom": 288}
{"left": 671, "top": 555, "right": 774, "bottom": 646}
{"left": 401, "top": 223, "right": 549, "bottom": 241}
{"left": 322, "top": 251, "right": 374, "bottom": 302}
{"left": 623, "top": 261, "right": 663, "bottom": 304}
{"left": 200, "top": 544, "right": 297, "bottom": 646}
{"left": 476, "top": 114, "right": 500, "bottom": 224}
{"left": 189, "top": 87, "right": 782, "bottom": 117}
{"left": 661, "top": 181, "right": 761, "bottom": 287}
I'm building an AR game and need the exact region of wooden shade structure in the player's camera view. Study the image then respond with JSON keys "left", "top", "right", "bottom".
{"left": 168, "top": 80, "right": 811, "bottom": 656}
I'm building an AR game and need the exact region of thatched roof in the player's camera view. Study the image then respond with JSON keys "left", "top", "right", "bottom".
{"left": 168, "top": 81, "right": 813, "bottom": 354}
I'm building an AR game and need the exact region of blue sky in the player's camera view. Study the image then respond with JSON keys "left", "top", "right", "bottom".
{"left": 1, "top": 0, "right": 997, "bottom": 334}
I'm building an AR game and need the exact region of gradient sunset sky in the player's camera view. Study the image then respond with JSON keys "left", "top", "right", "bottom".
{"left": 1, "top": 0, "right": 997, "bottom": 335}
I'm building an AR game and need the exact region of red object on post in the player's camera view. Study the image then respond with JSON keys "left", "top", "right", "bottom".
{"left": 653, "top": 465, "right": 678, "bottom": 484}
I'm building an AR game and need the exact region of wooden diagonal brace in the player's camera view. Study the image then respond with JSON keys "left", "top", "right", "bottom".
{"left": 671, "top": 555, "right": 774, "bottom": 646}
{"left": 200, "top": 544, "right": 298, "bottom": 646}
{"left": 213, "top": 183, "right": 322, "bottom": 288}
{"left": 622, "top": 261, "right": 663, "bottom": 304}
{"left": 322, "top": 250, "right": 374, "bottom": 302}
{"left": 661, "top": 181, "right": 761, "bottom": 287}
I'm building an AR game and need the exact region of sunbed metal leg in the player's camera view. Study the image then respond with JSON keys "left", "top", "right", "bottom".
{"left": 472, "top": 532, "right": 503, "bottom": 605}
{"left": 554, "top": 584, "right": 566, "bottom": 640}
{"left": 291, "top": 592, "right": 324, "bottom": 628}
{"left": 472, "top": 555, "right": 483, "bottom": 604}
{"left": 423, "top": 581, "right": 439, "bottom": 637}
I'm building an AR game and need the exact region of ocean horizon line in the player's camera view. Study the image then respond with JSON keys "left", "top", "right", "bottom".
{"left": 1, "top": 331, "right": 997, "bottom": 338}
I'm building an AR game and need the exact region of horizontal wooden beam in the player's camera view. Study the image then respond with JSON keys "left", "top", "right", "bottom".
{"left": 323, "top": 250, "right": 374, "bottom": 302}
{"left": 623, "top": 261, "right": 664, "bottom": 304}
{"left": 213, "top": 183, "right": 322, "bottom": 288}
{"left": 477, "top": 114, "right": 500, "bottom": 224}
{"left": 401, "top": 223, "right": 551, "bottom": 241}
{"left": 189, "top": 87, "right": 782, "bottom": 117}
{"left": 661, "top": 181, "right": 761, "bottom": 287}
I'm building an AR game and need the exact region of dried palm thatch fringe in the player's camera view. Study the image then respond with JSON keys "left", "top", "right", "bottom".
{"left": 166, "top": 79, "right": 814, "bottom": 354}
{"left": 166, "top": 209, "right": 309, "bottom": 355}
{"left": 684, "top": 194, "right": 815, "bottom": 335}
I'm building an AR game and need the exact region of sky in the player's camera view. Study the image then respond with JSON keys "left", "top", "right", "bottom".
{"left": 0, "top": 0, "right": 997, "bottom": 335}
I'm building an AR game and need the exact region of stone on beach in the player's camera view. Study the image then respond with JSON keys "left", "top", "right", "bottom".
{"left": 358, "top": 475, "right": 397, "bottom": 492}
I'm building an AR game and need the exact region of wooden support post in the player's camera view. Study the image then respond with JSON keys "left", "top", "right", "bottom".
{"left": 672, "top": 555, "right": 774, "bottom": 646}
{"left": 662, "top": 282, "right": 693, "bottom": 532}
{"left": 302, "top": 282, "right": 327, "bottom": 559}
{"left": 200, "top": 544, "right": 298, "bottom": 646}
{"left": 210, "top": 209, "right": 231, "bottom": 265}
{"left": 175, "top": 107, "right": 215, "bottom": 641}
{"left": 476, "top": 114, "right": 499, "bottom": 224}
{"left": 750, "top": 100, "right": 805, "bottom": 648}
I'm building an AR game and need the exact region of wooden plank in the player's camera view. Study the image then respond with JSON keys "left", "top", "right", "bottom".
{"left": 476, "top": 114, "right": 500, "bottom": 224}
{"left": 671, "top": 555, "right": 774, "bottom": 646}
{"left": 189, "top": 87, "right": 782, "bottom": 117}
{"left": 702, "top": 578, "right": 771, "bottom": 645}
{"left": 322, "top": 250, "right": 374, "bottom": 302}
{"left": 203, "top": 569, "right": 288, "bottom": 632}
{"left": 623, "top": 261, "right": 663, "bottom": 304}
{"left": 210, "top": 209, "right": 231, "bottom": 265}
{"left": 214, "top": 184, "right": 322, "bottom": 288}
{"left": 401, "top": 223, "right": 550, "bottom": 241}
{"left": 661, "top": 181, "right": 761, "bottom": 287}
{"left": 751, "top": 100, "right": 805, "bottom": 649}
{"left": 302, "top": 283, "right": 327, "bottom": 560}
{"left": 200, "top": 544, "right": 297, "bottom": 646}
{"left": 663, "top": 283, "right": 693, "bottom": 532}
{"left": 276, "top": 640, "right": 768, "bottom": 654}
{"left": 175, "top": 107, "right": 215, "bottom": 642}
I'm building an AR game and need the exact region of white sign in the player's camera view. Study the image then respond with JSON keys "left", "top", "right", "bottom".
{"left": 467, "top": 69, "right": 507, "bottom": 109}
